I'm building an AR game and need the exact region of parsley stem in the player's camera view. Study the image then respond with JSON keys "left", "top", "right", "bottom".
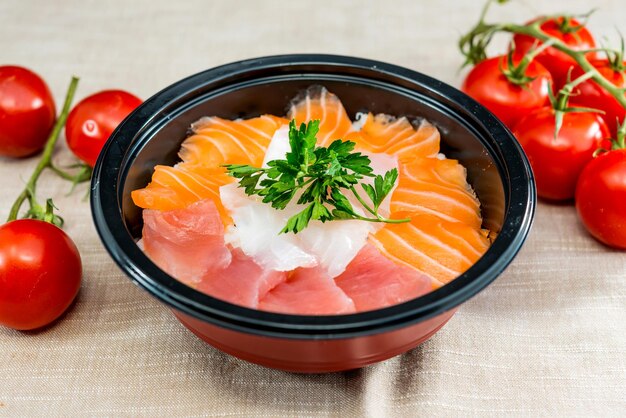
{"left": 349, "top": 186, "right": 410, "bottom": 224}
{"left": 352, "top": 214, "right": 411, "bottom": 224}
{"left": 349, "top": 186, "right": 378, "bottom": 217}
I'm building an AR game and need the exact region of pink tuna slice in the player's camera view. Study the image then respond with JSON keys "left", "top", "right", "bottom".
{"left": 196, "top": 248, "right": 287, "bottom": 309}
{"left": 334, "top": 244, "right": 431, "bottom": 311}
{"left": 142, "top": 199, "right": 231, "bottom": 285}
{"left": 259, "top": 267, "right": 356, "bottom": 315}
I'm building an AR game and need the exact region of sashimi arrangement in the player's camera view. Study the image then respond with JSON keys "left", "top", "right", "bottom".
{"left": 131, "top": 86, "right": 492, "bottom": 314}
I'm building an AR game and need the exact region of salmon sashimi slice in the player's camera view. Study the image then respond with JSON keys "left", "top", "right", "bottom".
{"left": 196, "top": 249, "right": 287, "bottom": 309}
{"left": 179, "top": 115, "right": 287, "bottom": 167}
{"left": 258, "top": 267, "right": 356, "bottom": 315}
{"left": 391, "top": 157, "right": 482, "bottom": 228}
{"left": 347, "top": 113, "right": 440, "bottom": 162}
{"left": 334, "top": 245, "right": 431, "bottom": 311}
{"left": 369, "top": 213, "right": 490, "bottom": 288}
{"left": 287, "top": 86, "right": 353, "bottom": 147}
{"left": 131, "top": 163, "right": 233, "bottom": 223}
{"left": 141, "top": 199, "right": 232, "bottom": 285}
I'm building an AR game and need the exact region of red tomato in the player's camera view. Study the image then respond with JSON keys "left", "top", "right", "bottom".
{"left": 0, "top": 220, "right": 82, "bottom": 330}
{"left": 0, "top": 66, "right": 56, "bottom": 158}
{"left": 513, "top": 17, "right": 597, "bottom": 89}
{"left": 462, "top": 55, "right": 552, "bottom": 130}
{"left": 570, "top": 60, "right": 626, "bottom": 136}
{"left": 576, "top": 149, "right": 626, "bottom": 249}
{"left": 512, "top": 108, "right": 610, "bottom": 200}
{"left": 66, "top": 90, "right": 141, "bottom": 167}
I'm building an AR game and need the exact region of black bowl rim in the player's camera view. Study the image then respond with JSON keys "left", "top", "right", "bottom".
{"left": 91, "top": 54, "right": 535, "bottom": 339}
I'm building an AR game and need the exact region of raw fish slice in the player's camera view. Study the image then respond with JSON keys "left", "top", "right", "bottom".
{"left": 179, "top": 115, "right": 287, "bottom": 167}
{"left": 221, "top": 182, "right": 385, "bottom": 278}
{"left": 391, "top": 158, "right": 482, "bottom": 228}
{"left": 196, "top": 249, "right": 287, "bottom": 309}
{"left": 369, "top": 213, "right": 490, "bottom": 287}
{"left": 346, "top": 113, "right": 440, "bottom": 162}
{"left": 220, "top": 183, "right": 319, "bottom": 272}
{"left": 335, "top": 245, "right": 431, "bottom": 311}
{"left": 287, "top": 86, "right": 353, "bottom": 147}
{"left": 131, "top": 163, "right": 233, "bottom": 223}
{"left": 141, "top": 199, "right": 231, "bottom": 285}
{"left": 259, "top": 267, "right": 356, "bottom": 315}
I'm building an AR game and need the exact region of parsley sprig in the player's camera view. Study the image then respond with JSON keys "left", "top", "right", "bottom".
{"left": 224, "top": 119, "right": 410, "bottom": 234}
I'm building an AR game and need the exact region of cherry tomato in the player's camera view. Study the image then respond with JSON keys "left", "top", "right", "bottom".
{"left": 0, "top": 66, "right": 56, "bottom": 158}
{"left": 576, "top": 149, "right": 626, "bottom": 249}
{"left": 512, "top": 108, "right": 610, "bottom": 201}
{"left": 513, "top": 17, "right": 597, "bottom": 89}
{"left": 0, "top": 220, "right": 82, "bottom": 330}
{"left": 462, "top": 55, "right": 552, "bottom": 130}
{"left": 66, "top": 90, "right": 141, "bottom": 167}
{"left": 570, "top": 59, "right": 626, "bottom": 136}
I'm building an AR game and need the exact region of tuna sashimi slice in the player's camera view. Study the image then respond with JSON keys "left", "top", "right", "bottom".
{"left": 196, "top": 249, "right": 287, "bottom": 309}
{"left": 141, "top": 199, "right": 231, "bottom": 285}
{"left": 259, "top": 267, "right": 356, "bottom": 315}
{"left": 335, "top": 244, "right": 431, "bottom": 311}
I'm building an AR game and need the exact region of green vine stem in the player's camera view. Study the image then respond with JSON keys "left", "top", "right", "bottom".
{"left": 548, "top": 71, "right": 602, "bottom": 138}
{"left": 615, "top": 120, "right": 626, "bottom": 149}
{"left": 501, "top": 40, "right": 554, "bottom": 86}
{"left": 459, "top": 1, "right": 626, "bottom": 114}
{"left": 7, "top": 76, "right": 80, "bottom": 225}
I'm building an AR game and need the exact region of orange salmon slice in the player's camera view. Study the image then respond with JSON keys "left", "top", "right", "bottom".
{"left": 287, "top": 86, "right": 353, "bottom": 147}
{"left": 179, "top": 115, "right": 287, "bottom": 167}
{"left": 391, "top": 157, "right": 482, "bottom": 229}
{"left": 131, "top": 163, "right": 233, "bottom": 223}
{"left": 347, "top": 113, "right": 440, "bottom": 162}
{"left": 370, "top": 213, "right": 490, "bottom": 288}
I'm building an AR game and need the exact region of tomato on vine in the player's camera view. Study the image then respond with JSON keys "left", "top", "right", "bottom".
{"left": 0, "top": 66, "right": 56, "bottom": 158}
{"left": 512, "top": 73, "right": 611, "bottom": 201}
{"left": 570, "top": 47, "right": 626, "bottom": 136}
{"left": 0, "top": 218, "right": 82, "bottom": 330}
{"left": 66, "top": 90, "right": 142, "bottom": 167}
{"left": 576, "top": 123, "right": 626, "bottom": 249}
{"left": 462, "top": 49, "right": 552, "bottom": 130}
{"left": 1, "top": 77, "right": 84, "bottom": 331}
{"left": 513, "top": 16, "right": 597, "bottom": 89}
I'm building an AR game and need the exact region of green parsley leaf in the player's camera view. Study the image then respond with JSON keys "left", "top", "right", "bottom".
{"left": 224, "top": 118, "right": 410, "bottom": 234}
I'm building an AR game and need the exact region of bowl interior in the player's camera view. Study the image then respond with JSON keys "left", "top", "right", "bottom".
{"left": 122, "top": 77, "right": 505, "bottom": 237}
{"left": 92, "top": 55, "right": 533, "bottom": 338}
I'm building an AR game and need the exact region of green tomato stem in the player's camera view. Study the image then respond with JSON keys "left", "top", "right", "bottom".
{"left": 460, "top": 4, "right": 626, "bottom": 116}
{"left": 500, "top": 23, "right": 626, "bottom": 111}
{"left": 555, "top": 71, "right": 596, "bottom": 110}
{"left": 7, "top": 76, "right": 80, "bottom": 223}
{"left": 49, "top": 163, "right": 92, "bottom": 183}
{"left": 507, "top": 40, "right": 554, "bottom": 84}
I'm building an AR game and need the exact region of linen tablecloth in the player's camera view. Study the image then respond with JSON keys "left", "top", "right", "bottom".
{"left": 1, "top": 0, "right": 625, "bottom": 416}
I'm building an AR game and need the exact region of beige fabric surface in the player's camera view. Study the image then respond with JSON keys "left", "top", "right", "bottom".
{"left": 1, "top": 0, "right": 625, "bottom": 416}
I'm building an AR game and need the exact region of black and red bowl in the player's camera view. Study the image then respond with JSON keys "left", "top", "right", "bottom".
{"left": 91, "top": 54, "right": 535, "bottom": 373}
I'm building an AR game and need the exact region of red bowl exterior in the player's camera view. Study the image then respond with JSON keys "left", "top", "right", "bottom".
{"left": 173, "top": 309, "right": 456, "bottom": 373}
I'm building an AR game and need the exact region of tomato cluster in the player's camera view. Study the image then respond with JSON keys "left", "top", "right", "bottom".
{"left": 462, "top": 17, "right": 626, "bottom": 249}
{"left": 0, "top": 65, "right": 142, "bottom": 330}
